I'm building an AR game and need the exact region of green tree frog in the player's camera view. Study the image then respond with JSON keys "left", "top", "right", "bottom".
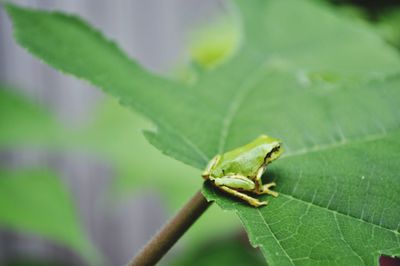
{"left": 202, "top": 135, "right": 283, "bottom": 207}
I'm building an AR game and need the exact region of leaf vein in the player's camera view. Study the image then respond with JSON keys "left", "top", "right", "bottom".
{"left": 283, "top": 132, "right": 392, "bottom": 159}
{"left": 333, "top": 212, "right": 365, "bottom": 264}
{"left": 280, "top": 193, "right": 399, "bottom": 236}
{"left": 217, "top": 58, "right": 270, "bottom": 153}
{"left": 256, "top": 209, "right": 296, "bottom": 265}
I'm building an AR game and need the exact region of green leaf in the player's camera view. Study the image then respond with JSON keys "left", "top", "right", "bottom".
{"left": 5, "top": 0, "right": 400, "bottom": 264}
{"left": 4, "top": 2, "right": 208, "bottom": 168}
{"left": 0, "top": 169, "right": 99, "bottom": 264}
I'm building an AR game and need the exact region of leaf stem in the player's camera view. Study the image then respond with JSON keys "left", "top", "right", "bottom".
{"left": 127, "top": 190, "right": 212, "bottom": 266}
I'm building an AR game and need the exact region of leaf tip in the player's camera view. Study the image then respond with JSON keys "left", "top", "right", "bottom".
{"left": 4, "top": 2, "right": 29, "bottom": 20}
{"left": 3, "top": 3, "right": 37, "bottom": 42}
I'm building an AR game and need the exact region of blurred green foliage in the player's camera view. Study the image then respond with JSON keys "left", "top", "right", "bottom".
{"left": 0, "top": 169, "right": 99, "bottom": 265}
{"left": 188, "top": 16, "right": 239, "bottom": 68}
{"left": 376, "top": 9, "right": 400, "bottom": 50}
{"left": 0, "top": 86, "right": 98, "bottom": 263}
{"left": 0, "top": 87, "right": 61, "bottom": 147}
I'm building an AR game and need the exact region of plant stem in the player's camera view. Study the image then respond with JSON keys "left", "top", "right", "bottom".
{"left": 128, "top": 190, "right": 212, "bottom": 266}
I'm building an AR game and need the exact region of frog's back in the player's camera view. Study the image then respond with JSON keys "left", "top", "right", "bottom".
{"left": 211, "top": 135, "right": 280, "bottom": 178}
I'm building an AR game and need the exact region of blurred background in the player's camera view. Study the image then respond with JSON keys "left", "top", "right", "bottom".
{"left": 0, "top": 0, "right": 400, "bottom": 265}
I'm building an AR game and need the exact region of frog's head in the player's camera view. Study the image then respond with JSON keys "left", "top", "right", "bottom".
{"left": 257, "top": 135, "right": 283, "bottom": 165}
{"left": 266, "top": 142, "right": 283, "bottom": 163}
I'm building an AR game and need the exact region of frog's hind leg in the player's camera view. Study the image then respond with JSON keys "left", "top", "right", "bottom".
{"left": 214, "top": 175, "right": 255, "bottom": 191}
{"left": 212, "top": 175, "right": 267, "bottom": 207}
{"left": 254, "top": 165, "right": 279, "bottom": 197}
{"left": 217, "top": 186, "right": 268, "bottom": 207}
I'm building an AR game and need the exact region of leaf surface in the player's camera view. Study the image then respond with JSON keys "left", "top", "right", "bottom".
{"left": 5, "top": 0, "right": 400, "bottom": 264}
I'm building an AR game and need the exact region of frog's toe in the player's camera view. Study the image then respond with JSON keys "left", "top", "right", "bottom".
{"left": 267, "top": 190, "right": 279, "bottom": 197}
{"left": 256, "top": 200, "right": 268, "bottom": 207}
{"left": 257, "top": 183, "right": 279, "bottom": 197}
{"left": 263, "top": 182, "right": 275, "bottom": 188}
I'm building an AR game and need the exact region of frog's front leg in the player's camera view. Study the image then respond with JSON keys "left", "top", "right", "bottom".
{"left": 211, "top": 175, "right": 268, "bottom": 207}
{"left": 254, "top": 165, "right": 279, "bottom": 197}
{"left": 202, "top": 155, "right": 220, "bottom": 179}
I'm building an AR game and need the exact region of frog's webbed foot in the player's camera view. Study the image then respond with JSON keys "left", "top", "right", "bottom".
{"left": 217, "top": 185, "right": 268, "bottom": 207}
{"left": 255, "top": 182, "right": 279, "bottom": 197}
